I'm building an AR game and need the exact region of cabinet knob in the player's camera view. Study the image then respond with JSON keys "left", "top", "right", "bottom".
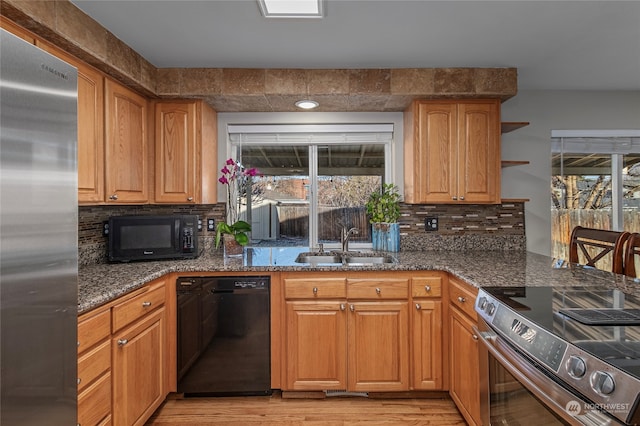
{"left": 457, "top": 296, "right": 466, "bottom": 303}
{"left": 471, "top": 334, "right": 478, "bottom": 341}
{"left": 375, "top": 287, "right": 381, "bottom": 295}
{"left": 340, "top": 303, "right": 346, "bottom": 311}
{"left": 349, "top": 304, "right": 355, "bottom": 312}
{"left": 77, "top": 378, "right": 81, "bottom": 385}
{"left": 313, "top": 287, "right": 318, "bottom": 295}
{"left": 424, "top": 285, "right": 431, "bottom": 292}
{"left": 452, "top": 196, "right": 457, "bottom": 201}
{"left": 415, "top": 303, "right": 421, "bottom": 310}
{"left": 460, "top": 196, "right": 465, "bottom": 200}
{"left": 187, "top": 197, "right": 194, "bottom": 202}
{"left": 109, "top": 194, "right": 118, "bottom": 200}
{"left": 117, "top": 339, "right": 128, "bottom": 346}
{"left": 142, "top": 301, "right": 152, "bottom": 307}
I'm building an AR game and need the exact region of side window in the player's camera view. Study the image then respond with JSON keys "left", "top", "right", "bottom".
{"left": 550, "top": 132, "right": 640, "bottom": 266}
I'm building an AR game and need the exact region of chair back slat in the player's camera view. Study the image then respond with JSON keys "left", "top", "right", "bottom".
{"left": 569, "top": 226, "right": 630, "bottom": 274}
{"left": 623, "top": 232, "right": 640, "bottom": 278}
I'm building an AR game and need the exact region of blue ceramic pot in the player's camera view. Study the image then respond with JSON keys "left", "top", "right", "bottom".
{"left": 371, "top": 222, "right": 400, "bottom": 252}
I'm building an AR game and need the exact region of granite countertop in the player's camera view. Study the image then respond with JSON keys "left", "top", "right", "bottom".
{"left": 78, "top": 247, "right": 640, "bottom": 313}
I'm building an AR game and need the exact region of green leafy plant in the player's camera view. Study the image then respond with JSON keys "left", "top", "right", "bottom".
{"left": 215, "top": 220, "right": 252, "bottom": 248}
{"left": 365, "top": 183, "right": 401, "bottom": 224}
{"left": 215, "top": 158, "right": 259, "bottom": 248}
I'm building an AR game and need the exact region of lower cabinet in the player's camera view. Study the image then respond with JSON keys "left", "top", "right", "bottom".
{"left": 283, "top": 274, "right": 410, "bottom": 392}
{"left": 77, "top": 307, "right": 112, "bottom": 426}
{"left": 285, "top": 300, "right": 348, "bottom": 390}
{"left": 77, "top": 277, "right": 168, "bottom": 426}
{"left": 347, "top": 300, "right": 409, "bottom": 392}
{"left": 449, "top": 277, "right": 481, "bottom": 426}
{"left": 411, "top": 274, "right": 446, "bottom": 390}
{"left": 112, "top": 308, "right": 166, "bottom": 426}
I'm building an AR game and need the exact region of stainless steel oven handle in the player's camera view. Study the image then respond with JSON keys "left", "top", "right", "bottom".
{"left": 473, "top": 324, "right": 619, "bottom": 426}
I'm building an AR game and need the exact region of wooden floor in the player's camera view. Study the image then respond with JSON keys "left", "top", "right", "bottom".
{"left": 145, "top": 392, "right": 467, "bottom": 425}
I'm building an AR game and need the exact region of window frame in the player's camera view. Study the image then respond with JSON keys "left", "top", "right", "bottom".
{"left": 218, "top": 112, "right": 403, "bottom": 248}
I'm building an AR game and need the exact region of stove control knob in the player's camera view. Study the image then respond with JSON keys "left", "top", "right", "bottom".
{"left": 591, "top": 371, "right": 615, "bottom": 395}
{"left": 485, "top": 303, "right": 496, "bottom": 315}
{"left": 478, "top": 297, "right": 488, "bottom": 310}
{"left": 566, "top": 355, "right": 586, "bottom": 378}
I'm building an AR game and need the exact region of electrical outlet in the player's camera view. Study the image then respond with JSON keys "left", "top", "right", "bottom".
{"left": 103, "top": 221, "right": 110, "bottom": 236}
{"left": 425, "top": 217, "right": 438, "bottom": 232}
{"left": 197, "top": 219, "right": 203, "bottom": 232}
{"left": 207, "top": 218, "right": 216, "bottom": 232}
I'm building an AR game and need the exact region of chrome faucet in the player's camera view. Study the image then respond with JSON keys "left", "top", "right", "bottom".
{"left": 341, "top": 226, "right": 359, "bottom": 253}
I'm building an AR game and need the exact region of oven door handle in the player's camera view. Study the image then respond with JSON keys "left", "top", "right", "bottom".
{"left": 472, "top": 324, "right": 618, "bottom": 426}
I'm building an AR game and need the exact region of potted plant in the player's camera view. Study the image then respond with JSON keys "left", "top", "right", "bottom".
{"left": 215, "top": 158, "right": 259, "bottom": 256}
{"left": 365, "top": 183, "right": 401, "bottom": 252}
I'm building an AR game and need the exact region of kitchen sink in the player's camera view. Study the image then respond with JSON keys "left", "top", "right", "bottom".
{"left": 343, "top": 255, "right": 395, "bottom": 265}
{"left": 294, "top": 254, "right": 342, "bottom": 264}
{"left": 294, "top": 251, "right": 396, "bottom": 265}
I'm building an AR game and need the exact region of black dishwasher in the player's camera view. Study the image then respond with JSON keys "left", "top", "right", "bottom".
{"left": 176, "top": 276, "right": 271, "bottom": 396}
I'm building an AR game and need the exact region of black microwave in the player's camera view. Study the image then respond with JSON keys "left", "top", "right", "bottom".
{"left": 108, "top": 215, "right": 199, "bottom": 262}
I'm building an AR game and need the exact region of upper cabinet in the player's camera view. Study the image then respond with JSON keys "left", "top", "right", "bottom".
{"left": 404, "top": 99, "right": 501, "bottom": 204}
{"left": 37, "top": 42, "right": 106, "bottom": 204}
{"left": 154, "top": 100, "right": 217, "bottom": 204}
{"left": 105, "top": 80, "right": 149, "bottom": 204}
{"left": 7, "top": 26, "right": 107, "bottom": 205}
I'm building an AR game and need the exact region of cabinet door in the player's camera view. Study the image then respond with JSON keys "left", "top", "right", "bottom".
{"left": 416, "top": 102, "right": 457, "bottom": 203}
{"left": 449, "top": 305, "right": 481, "bottom": 426}
{"left": 76, "top": 63, "right": 105, "bottom": 203}
{"left": 105, "top": 79, "right": 148, "bottom": 203}
{"left": 412, "top": 300, "right": 443, "bottom": 390}
{"left": 112, "top": 308, "right": 165, "bottom": 426}
{"left": 36, "top": 40, "right": 106, "bottom": 204}
{"left": 285, "top": 301, "right": 347, "bottom": 390}
{"left": 348, "top": 301, "right": 409, "bottom": 392}
{"left": 457, "top": 100, "right": 500, "bottom": 203}
{"left": 155, "top": 102, "right": 197, "bottom": 203}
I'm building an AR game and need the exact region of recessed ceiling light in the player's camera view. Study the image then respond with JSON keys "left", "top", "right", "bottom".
{"left": 257, "top": 0, "right": 325, "bottom": 18}
{"left": 295, "top": 100, "right": 319, "bottom": 110}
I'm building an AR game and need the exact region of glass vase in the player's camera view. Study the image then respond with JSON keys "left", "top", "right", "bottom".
{"left": 223, "top": 234, "right": 244, "bottom": 257}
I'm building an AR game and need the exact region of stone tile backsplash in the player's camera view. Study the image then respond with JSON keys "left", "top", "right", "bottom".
{"left": 79, "top": 202, "right": 525, "bottom": 266}
{"left": 78, "top": 204, "right": 224, "bottom": 266}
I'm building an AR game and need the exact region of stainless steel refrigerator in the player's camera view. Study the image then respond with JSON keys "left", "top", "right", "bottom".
{"left": 1, "top": 29, "right": 78, "bottom": 425}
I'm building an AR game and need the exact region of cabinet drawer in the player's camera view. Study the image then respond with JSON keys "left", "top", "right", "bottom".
{"left": 78, "top": 308, "right": 111, "bottom": 354}
{"left": 411, "top": 276, "right": 443, "bottom": 298}
{"left": 112, "top": 285, "right": 165, "bottom": 332}
{"left": 449, "top": 277, "right": 478, "bottom": 320}
{"left": 78, "top": 340, "right": 110, "bottom": 393}
{"left": 78, "top": 371, "right": 111, "bottom": 426}
{"left": 284, "top": 278, "right": 346, "bottom": 299}
{"left": 347, "top": 278, "right": 409, "bottom": 299}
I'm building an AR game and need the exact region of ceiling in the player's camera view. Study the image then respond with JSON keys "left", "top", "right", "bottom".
{"left": 70, "top": 0, "right": 640, "bottom": 92}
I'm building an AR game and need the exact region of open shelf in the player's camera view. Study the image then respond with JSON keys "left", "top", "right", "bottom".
{"left": 501, "top": 198, "right": 530, "bottom": 203}
{"left": 501, "top": 122, "right": 530, "bottom": 134}
{"left": 501, "top": 160, "right": 530, "bottom": 168}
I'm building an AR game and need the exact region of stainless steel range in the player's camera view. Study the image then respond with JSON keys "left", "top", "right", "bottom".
{"left": 475, "top": 284, "right": 640, "bottom": 426}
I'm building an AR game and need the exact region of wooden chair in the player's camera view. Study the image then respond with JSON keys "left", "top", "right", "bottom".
{"left": 568, "top": 226, "right": 630, "bottom": 274}
{"left": 623, "top": 232, "right": 640, "bottom": 278}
